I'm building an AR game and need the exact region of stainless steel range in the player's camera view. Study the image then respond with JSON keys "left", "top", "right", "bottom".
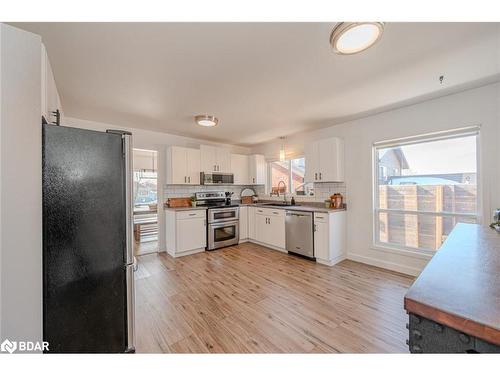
{"left": 194, "top": 191, "right": 239, "bottom": 250}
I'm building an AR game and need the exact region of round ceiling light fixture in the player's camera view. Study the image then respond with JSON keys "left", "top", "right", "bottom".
{"left": 330, "top": 22, "right": 385, "bottom": 55}
{"left": 195, "top": 114, "right": 218, "bottom": 127}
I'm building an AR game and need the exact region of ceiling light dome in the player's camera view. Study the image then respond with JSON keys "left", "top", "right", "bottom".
{"left": 195, "top": 114, "right": 218, "bottom": 127}
{"left": 330, "top": 22, "right": 384, "bottom": 55}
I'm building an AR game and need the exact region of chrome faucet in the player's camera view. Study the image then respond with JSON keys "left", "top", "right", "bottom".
{"left": 277, "top": 181, "right": 287, "bottom": 203}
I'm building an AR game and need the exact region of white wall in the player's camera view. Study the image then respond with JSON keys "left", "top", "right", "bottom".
{"left": 0, "top": 24, "right": 42, "bottom": 342}
{"left": 63, "top": 117, "right": 252, "bottom": 252}
{"left": 252, "top": 83, "right": 500, "bottom": 276}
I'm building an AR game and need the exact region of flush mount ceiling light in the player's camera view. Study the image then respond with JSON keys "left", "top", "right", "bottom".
{"left": 330, "top": 22, "right": 385, "bottom": 55}
{"left": 195, "top": 114, "right": 218, "bottom": 127}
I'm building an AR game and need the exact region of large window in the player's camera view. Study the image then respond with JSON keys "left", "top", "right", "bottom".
{"left": 269, "top": 157, "right": 314, "bottom": 196}
{"left": 374, "top": 129, "right": 478, "bottom": 252}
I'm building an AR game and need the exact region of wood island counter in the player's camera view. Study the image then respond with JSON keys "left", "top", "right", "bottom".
{"left": 404, "top": 223, "right": 500, "bottom": 353}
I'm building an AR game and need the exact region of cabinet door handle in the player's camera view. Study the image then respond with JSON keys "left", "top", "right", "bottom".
{"left": 188, "top": 176, "right": 191, "bottom": 183}
{"left": 315, "top": 172, "right": 318, "bottom": 180}
{"left": 314, "top": 224, "right": 317, "bottom": 232}
{"left": 184, "top": 176, "right": 187, "bottom": 183}
{"left": 319, "top": 172, "right": 322, "bottom": 180}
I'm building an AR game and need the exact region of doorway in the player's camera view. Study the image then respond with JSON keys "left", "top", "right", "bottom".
{"left": 133, "top": 149, "right": 158, "bottom": 255}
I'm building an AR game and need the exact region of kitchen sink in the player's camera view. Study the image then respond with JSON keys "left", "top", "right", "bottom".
{"left": 262, "top": 202, "right": 299, "bottom": 207}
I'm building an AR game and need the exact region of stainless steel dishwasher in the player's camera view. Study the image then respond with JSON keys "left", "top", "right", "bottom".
{"left": 285, "top": 210, "right": 314, "bottom": 258}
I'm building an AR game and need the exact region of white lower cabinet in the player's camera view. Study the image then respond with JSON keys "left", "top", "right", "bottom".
{"left": 166, "top": 209, "right": 207, "bottom": 257}
{"left": 254, "top": 208, "right": 285, "bottom": 250}
{"left": 313, "top": 211, "right": 346, "bottom": 266}
{"left": 248, "top": 206, "right": 256, "bottom": 240}
{"left": 239, "top": 206, "right": 248, "bottom": 241}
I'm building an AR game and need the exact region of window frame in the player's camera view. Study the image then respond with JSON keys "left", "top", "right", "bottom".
{"left": 267, "top": 156, "right": 311, "bottom": 196}
{"left": 372, "top": 126, "right": 481, "bottom": 255}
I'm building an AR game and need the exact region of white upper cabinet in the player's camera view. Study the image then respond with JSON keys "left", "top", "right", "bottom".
{"left": 186, "top": 148, "right": 201, "bottom": 185}
{"left": 166, "top": 146, "right": 200, "bottom": 184}
{"left": 200, "top": 145, "right": 231, "bottom": 173}
{"left": 216, "top": 147, "right": 231, "bottom": 173}
{"left": 248, "top": 154, "right": 266, "bottom": 185}
{"left": 41, "top": 44, "right": 62, "bottom": 125}
{"left": 231, "top": 154, "right": 249, "bottom": 185}
{"left": 305, "top": 137, "right": 344, "bottom": 182}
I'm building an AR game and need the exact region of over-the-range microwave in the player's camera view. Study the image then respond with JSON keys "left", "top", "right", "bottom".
{"left": 200, "top": 172, "right": 234, "bottom": 185}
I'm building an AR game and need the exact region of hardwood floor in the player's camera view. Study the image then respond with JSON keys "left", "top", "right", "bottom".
{"left": 135, "top": 242, "right": 414, "bottom": 353}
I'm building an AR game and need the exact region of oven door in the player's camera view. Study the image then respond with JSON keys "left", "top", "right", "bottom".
{"left": 208, "top": 207, "right": 239, "bottom": 223}
{"left": 208, "top": 220, "right": 239, "bottom": 250}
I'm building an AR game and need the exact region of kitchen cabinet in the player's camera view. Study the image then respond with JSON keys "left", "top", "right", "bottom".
{"left": 255, "top": 207, "right": 285, "bottom": 249}
{"left": 305, "top": 137, "right": 344, "bottom": 182}
{"left": 231, "top": 154, "right": 249, "bottom": 185}
{"left": 248, "top": 206, "right": 256, "bottom": 240}
{"left": 200, "top": 145, "right": 231, "bottom": 173}
{"left": 239, "top": 206, "right": 248, "bottom": 241}
{"left": 166, "top": 209, "right": 207, "bottom": 257}
{"left": 313, "top": 211, "right": 346, "bottom": 265}
{"left": 166, "top": 146, "right": 200, "bottom": 184}
{"left": 41, "top": 44, "right": 63, "bottom": 125}
{"left": 248, "top": 154, "right": 266, "bottom": 185}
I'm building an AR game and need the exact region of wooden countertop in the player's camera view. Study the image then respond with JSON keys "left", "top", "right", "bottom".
{"left": 404, "top": 223, "right": 500, "bottom": 345}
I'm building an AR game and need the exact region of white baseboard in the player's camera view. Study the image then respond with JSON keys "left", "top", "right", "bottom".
{"left": 347, "top": 252, "right": 422, "bottom": 276}
{"left": 247, "top": 239, "right": 287, "bottom": 253}
{"left": 316, "top": 254, "right": 345, "bottom": 267}
{"left": 168, "top": 247, "right": 205, "bottom": 258}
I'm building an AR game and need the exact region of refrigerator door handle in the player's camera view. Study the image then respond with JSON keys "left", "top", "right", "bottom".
{"left": 123, "top": 133, "right": 134, "bottom": 265}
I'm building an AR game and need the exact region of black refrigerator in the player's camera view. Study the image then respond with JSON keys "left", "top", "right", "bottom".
{"left": 42, "top": 124, "right": 136, "bottom": 353}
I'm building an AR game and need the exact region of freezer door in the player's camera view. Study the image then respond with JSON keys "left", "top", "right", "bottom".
{"left": 43, "top": 124, "right": 128, "bottom": 353}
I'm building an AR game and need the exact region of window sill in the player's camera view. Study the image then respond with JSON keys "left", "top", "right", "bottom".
{"left": 371, "top": 243, "right": 435, "bottom": 260}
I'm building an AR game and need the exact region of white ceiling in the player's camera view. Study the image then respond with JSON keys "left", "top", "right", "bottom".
{"left": 12, "top": 22, "right": 500, "bottom": 146}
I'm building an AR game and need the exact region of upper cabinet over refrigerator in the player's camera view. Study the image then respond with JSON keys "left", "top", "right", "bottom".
{"left": 305, "top": 137, "right": 344, "bottom": 183}
{"left": 41, "top": 44, "right": 63, "bottom": 125}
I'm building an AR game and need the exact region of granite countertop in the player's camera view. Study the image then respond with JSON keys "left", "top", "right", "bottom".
{"left": 164, "top": 201, "right": 346, "bottom": 213}
{"left": 164, "top": 205, "right": 207, "bottom": 212}
{"left": 241, "top": 202, "right": 346, "bottom": 213}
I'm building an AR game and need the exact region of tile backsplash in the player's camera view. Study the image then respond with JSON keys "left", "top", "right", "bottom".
{"left": 253, "top": 182, "right": 347, "bottom": 203}
{"left": 164, "top": 182, "right": 346, "bottom": 204}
